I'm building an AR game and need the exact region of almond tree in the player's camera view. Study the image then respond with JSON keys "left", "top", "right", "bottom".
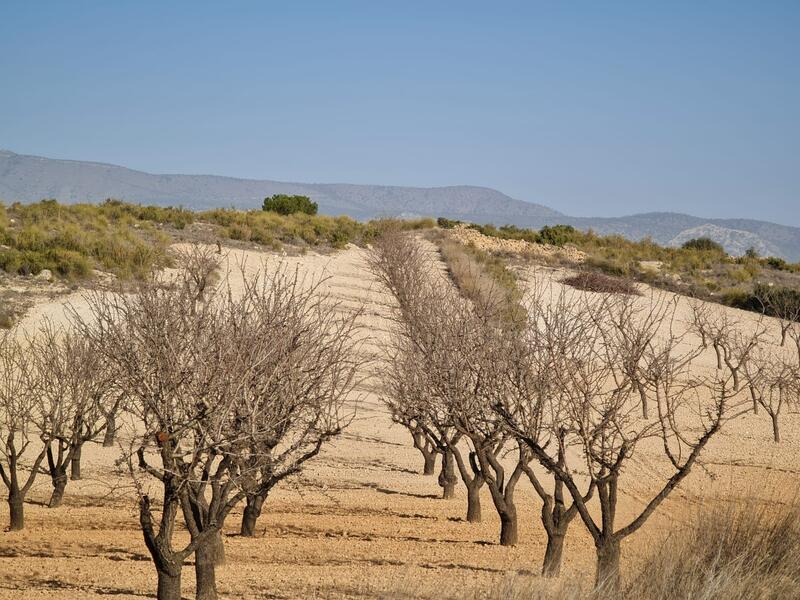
{"left": 497, "top": 322, "right": 595, "bottom": 576}
{"left": 0, "top": 330, "right": 46, "bottom": 531}
{"left": 75, "top": 254, "right": 360, "bottom": 600}
{"left": 33, "top": 321, "right": 113, "bottom": 506}
{"left": 367, "top": 226, "right": 451, "bottom": 475}
{"left": 756, "top": 284, "right": 800, "bottom": 347}
{"left": 498, "top": 287, "right": 755, "bottom": 589}
{"left": 745, "top": 349, "right": 797, "bottom": 442}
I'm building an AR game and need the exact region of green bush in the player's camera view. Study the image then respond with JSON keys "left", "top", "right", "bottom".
{"left": 262, "top": 194, "right": 318, "bottom": 216}
{"left": 0, "top": 199, "right": 171, "bottom": 280}
{"left": 681, "top": 237, "right": 724, "bottom": 253}
{"left": 536, "top": 224, "right": 581, "bottom": 246}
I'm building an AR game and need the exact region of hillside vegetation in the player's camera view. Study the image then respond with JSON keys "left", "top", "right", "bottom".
{"left": 438, "top": 219, "right": 800, "bottom": 318}
{"left": 0, "top": 199, "right": 434, "bottom": 281}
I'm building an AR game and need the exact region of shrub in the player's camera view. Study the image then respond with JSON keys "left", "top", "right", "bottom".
{"left": 562, "top": 271, "right": 640, "bottom": 295}
{"left": 262, "top": 194, "right": 318, "bottom": 216}
{"left": 437, "top": 217, "right": 462, "bottom": 229}
{"left": 537, "top": 224, "right": 581, "bottom": 246}
{"left": 681, "top": 237, "right": 724, "bottom": 253}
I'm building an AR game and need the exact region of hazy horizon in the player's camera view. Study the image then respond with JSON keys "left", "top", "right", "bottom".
{"left": 1, "top": 2, "right": 798, "bottom": 225}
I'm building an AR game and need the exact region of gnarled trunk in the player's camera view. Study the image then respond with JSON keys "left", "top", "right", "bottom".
{"left": 155, "top": 567, "right": 182, "bottom": 600}
{"left": 595, "top": 538, "right": 621, "bottom": 591}
{"left": 103, "top": 413, "right": 117, "bottom": 447}
{"left": 194, "top": 533, "right": 222, "bottom": 600}
{"left": 7, "top": 492, "right": 24, "bottom": 531}
{"left": 542, "top": 531, "right": 566, "bottom": 577}
{"left": 240, "top": 494, "right": 265, "bottom": 537}
{"left": 438, "top": 449, "right": 457, "bottom": 499}
{"left": 422, "top": 451, "right": 437, "bottom": 475}
{"left": 499, "top": 509, "right": 518, "bottom": 546}
{"left": 466, "top": 482, "right": 482, "bottom": 523}
{"left": 48, "top": 469, "right": 68, "bottom": 508}
{"left": 70, "top": 442, "right": 83, "bottom": 480}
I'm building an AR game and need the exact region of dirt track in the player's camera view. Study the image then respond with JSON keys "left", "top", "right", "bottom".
{"left": 1, "top": 244, "right": 798, "bottom": 599}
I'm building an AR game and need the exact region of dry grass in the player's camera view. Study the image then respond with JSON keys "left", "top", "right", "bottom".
{"left": 435, "top": 235, "right": 525, "bottom": 325}
{"left": 381, "top": 498, "right": 800, "bottom": 600}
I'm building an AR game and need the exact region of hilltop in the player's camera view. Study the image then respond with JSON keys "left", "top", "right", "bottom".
{"left": 1, "top": 149, "right": 799, "bottom": 260}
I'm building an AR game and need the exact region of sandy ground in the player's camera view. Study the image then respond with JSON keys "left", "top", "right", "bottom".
{"left": 1, "top": 243, "right": 799, "bottom": 599}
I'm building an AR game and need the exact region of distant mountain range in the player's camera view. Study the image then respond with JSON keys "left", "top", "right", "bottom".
{"left": 2, "top": 149, "right": 798, "bottom": 261}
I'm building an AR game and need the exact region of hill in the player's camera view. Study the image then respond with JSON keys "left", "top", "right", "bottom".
{"left": 2, "top": 149, "right": 798, "bottom": 260}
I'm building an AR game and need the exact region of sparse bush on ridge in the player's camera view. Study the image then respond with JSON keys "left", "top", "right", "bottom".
{"left": 0, "top": 199, "right": 437, "bottom": 281}
{"left": 682, "top": 236, "right": 725, "bottom": 253}
{"left": 562, "top": 271, "right": 641, "bottom": 295}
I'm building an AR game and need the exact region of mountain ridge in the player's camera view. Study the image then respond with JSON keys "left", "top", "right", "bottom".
{"left": 1, "top": 149, "right": 798, "bottom": 260}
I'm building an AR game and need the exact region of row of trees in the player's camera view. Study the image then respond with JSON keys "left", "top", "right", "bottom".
{"left": 370, "top": 230, "right": 796, "bottom": 589}
{"left": 0, "top": 245, "right": 363, "bottom": 600}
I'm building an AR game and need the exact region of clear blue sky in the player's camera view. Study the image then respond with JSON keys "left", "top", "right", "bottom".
{"left": 1, "top": 1, "right": 798, "bottom": 224}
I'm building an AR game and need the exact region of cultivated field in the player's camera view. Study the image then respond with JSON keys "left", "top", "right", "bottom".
{"left": 1, "top": 240, "right": 798, "bottom": 599}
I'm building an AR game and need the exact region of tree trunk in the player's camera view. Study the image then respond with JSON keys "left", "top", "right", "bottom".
{"left": 499, "top": 509, "right": 518, "bottom": 546}
{"left": 156, "top": 567, "right": 182, "bottom": 600}
{"left": 70, "top": 443, "right": 83, "bottom": 480}
{"left": 48, "top": 470, "right": 68, "bottom": 508}
{"left": 422, "top": 451, "right": 437, "bottom": 475}
{"left": 595, "top": 538, "right": 621, "bottom": 591}
{"left": 772, "top": 413, "right": 781, "bottom": 443}
{"left": 542, "top": 531, "right": 566, "bottom": 577}
{"left": 240, "top": 494, "right": 265, "bottom": 537}
{"left": 466, "top": 483, "right": 482, "bottom": 523}
{"left": 194, "top": 537, "right": 219, "bottom": 600}
{"left": 637, "top": 382, "right": 648, "bottom": 419}
{"left": 7, "top": 492, "right": 24, "bottom": 531}
{"left": 103, "top": 413, "right": 116, "bottom": 447}
{"left": 439, "top": 450, "right": 457, "bottom": 499}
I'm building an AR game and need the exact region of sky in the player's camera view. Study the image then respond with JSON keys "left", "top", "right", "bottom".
{"left": 1, "top": 1, "right": 798, "bottom": 224}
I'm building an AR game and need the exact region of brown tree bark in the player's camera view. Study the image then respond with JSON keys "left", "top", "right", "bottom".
{"left": 595, "top": 538, "right": 621, "bottom": 591}
{"left": 452, "top": 447, "right": 484, "bottom": 523}
{"left": 194, "top": 539, "right": 218, "bottom": 600}
{"left": 542, "top": 531, "right": 566, "bottom": 577}
{"left": 103, "top": 413, "right": 116, "bottom": 447}
{"left": 411, "top": 429, "right": 438, "bottom": 475}
{"left": 48, "top": 470, "right": 68, "bottom": 508}
{"left": 499, "top": 508, "right": 518, "bottom": 546}
{"left": 772, "top": 413, "right": 781, "bottom": 443}
{"left": 156, "top": 568, "right": 182, "bottom": 600}
{"left": 438, "top": 449, "right": 458, "bottom": 499}
{"left": 70, "top": 442, "right": 83, "bottom": 480}
{"left": 240, "top": 494, "right": 265, "bottom": 537}
{"left": 7, "top": 492, "right": 24, "bottom": 531}
{"left": 422, "top": 449, "right": 437, "bottom": 475}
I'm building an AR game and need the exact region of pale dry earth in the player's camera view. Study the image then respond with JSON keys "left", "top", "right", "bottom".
{"left": 0, "top": 243, "right": 798, "bottom": 599}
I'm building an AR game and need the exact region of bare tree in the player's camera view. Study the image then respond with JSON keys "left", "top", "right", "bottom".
{"left": 745, "top": 349, "right": 796, "bottom": 442}
{"left": 367, "top": 228, "right": 452, "bottom": 475}
{"left": 0, "top": 330, "right": 46, "bottom": 531}
{"left": 756, "top": 285, "right": 800, "bottom": 347}
{"left": 498, "top": 287, "right": 755, "bottom": 589}
{"left": 172, "top": 242, "right": 223, "bottom": 307}
{"left": 33, "top": 321, "right": 111, "bottom": 506}
{"left": 74, "top": 252, "right": 360, "bottom": 600}
{"left": 232, "top": 269, "right": 361, "bottom": 538}
{"left": 497, "top": 322, "right": 595, "bottom": 575}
